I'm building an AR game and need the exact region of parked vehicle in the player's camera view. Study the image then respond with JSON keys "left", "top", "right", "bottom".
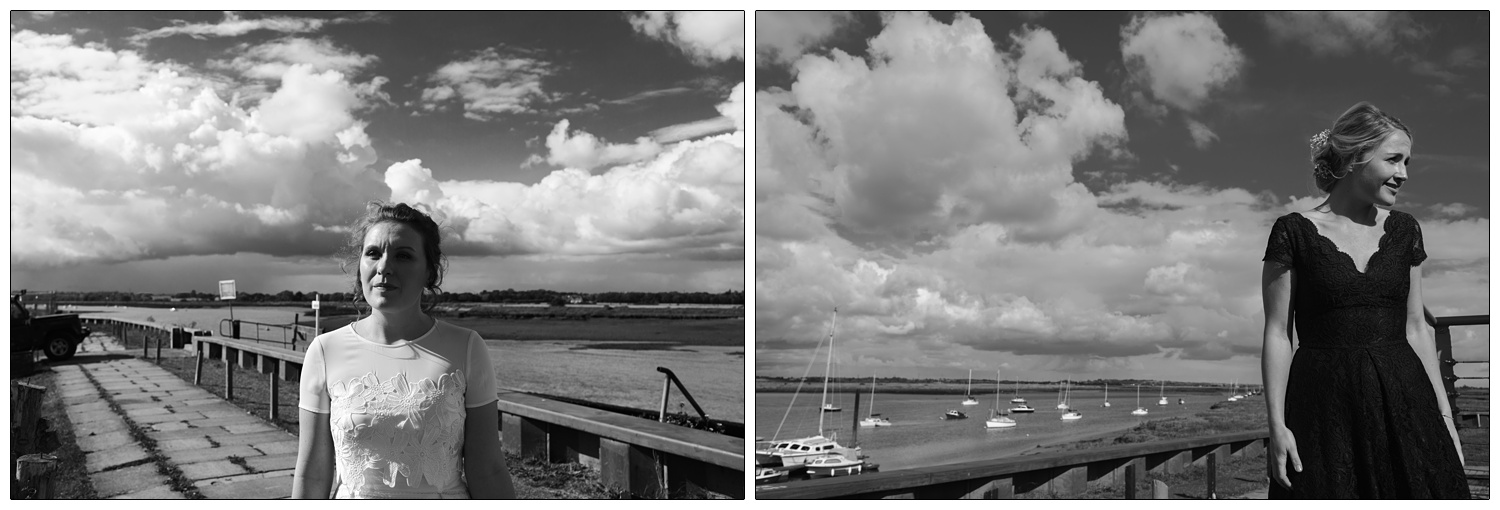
{"left": 11, "top": 293, "right": 90, "bottom": 361}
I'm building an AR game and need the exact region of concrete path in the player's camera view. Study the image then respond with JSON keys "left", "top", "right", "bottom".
{"left": 53, "top": 333, "right": 298, "bottom": 499}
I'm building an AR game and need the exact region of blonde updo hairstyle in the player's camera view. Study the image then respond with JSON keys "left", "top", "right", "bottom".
{"left": 1310, "top": 102, "right": 1412, "bottom": 193}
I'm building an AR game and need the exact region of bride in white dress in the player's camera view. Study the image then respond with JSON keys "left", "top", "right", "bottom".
{"left": 292, "top": 202, "right": 515, "bottom": 499}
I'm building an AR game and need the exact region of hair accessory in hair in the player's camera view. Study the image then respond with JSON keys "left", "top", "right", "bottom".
{"left": 1308, "top": 129, "right": 1331, "bottom": 156}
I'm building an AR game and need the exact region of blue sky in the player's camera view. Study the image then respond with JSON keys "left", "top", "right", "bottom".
{"left": 11, "top": 10, "right": 745, "bottom": 294}
{"left": 753, "top": 12, "right": 1488, "bottom": 385}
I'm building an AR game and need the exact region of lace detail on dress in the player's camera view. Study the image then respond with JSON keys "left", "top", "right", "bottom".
{"left": 1264, "top": 211, "right": 1468, "bottom": 499}
{"left": 328, "top": 370, "right": 468, "bottom": 498}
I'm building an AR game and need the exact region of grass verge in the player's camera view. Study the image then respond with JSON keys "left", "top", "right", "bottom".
{"left": 13, "top": 366, "right": 97, "bottom": 499}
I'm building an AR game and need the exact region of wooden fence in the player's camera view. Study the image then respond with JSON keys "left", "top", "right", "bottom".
{"left": 74, "top": 318, "right": 744, "bottom": 499}
{"left": 757, "top": 430, "right": 1267, "bottom": 499}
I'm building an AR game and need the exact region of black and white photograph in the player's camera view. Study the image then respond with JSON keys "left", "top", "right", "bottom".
{"left": 752, "top": 11, "right": 1487, "bottom": 499}
{"left": 10, "top": 10, "right": 745, "bottom": 499}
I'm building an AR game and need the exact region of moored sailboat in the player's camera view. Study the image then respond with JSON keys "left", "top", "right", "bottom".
{"left": 1131, "top": 384, "right": 1149, "bottom": 416}
{"left": 985, "top": 370, "right": 1017, "bottom": 429}
{"left": 1157, "top": 380, "right": 1169, "bottom": 406}
{"left": 1102, "top": 382, "right": 1111, "bottom": 407}
{"left": 754, "top": 309, "right": 861, "bottom": 468}
{"left": 961, "top": 369, "right": 979, "bottom": 406}
{"left": 859, "top": 374, "right": 891, "bottom": 427}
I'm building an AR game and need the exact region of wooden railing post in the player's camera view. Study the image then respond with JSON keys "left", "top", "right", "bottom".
{"left": 15, "top": 453, "right": 58, "bottom": 499}
{"left": 193, "top": 345, "right": 203, "bottom": 385}
{"left": 1207, "top": 450, "right": 1218, "bottom": 499}
{"left": 268, "top": 371, "right": 278, "bottom": 422}
{"left": 1125, "top": 458, "right": 1140, "bottom": 499}
{"left": 224, "top": 349, "right": 235, "bottom": 401}
{"left": 13, "top": 382, "right": 46, "bottom": 455}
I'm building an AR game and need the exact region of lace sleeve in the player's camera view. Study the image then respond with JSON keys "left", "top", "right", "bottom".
{"left": 1263, "top": 215, "right": 1295, "bottom": 269}
{"left": 1409, "top": 213, "right": 1428, "bottom": 266}
{"left": 465, "top": 331, "right": 498, "bottom": 408}
{"left": 297, "top": 336, "right": 330, "bottom": 413}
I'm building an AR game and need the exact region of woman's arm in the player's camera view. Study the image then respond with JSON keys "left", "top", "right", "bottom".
{"left": 1405, "top": 265, "right": 1464, "bottom": 465}
{"left": 1261, "top": 261, "right": 1300, "bottom": 488}
{"left": 291, "top": 409, "right": 335, "bottom": 498}
{"left": 464, "top": 401, "right": 516, "bottom": 499}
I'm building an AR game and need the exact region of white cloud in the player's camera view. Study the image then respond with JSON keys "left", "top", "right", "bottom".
{"left": 1121, "top": 12, "right": 1245, "bottom": 113}
{"left": 128, "top": 11, "right": 372, "bottom": 43}
{"left": 417, "top": 47, "right": 554, "bottom": 120}
{"left": 209, "top": 37, "right": 377, "bottom": 80}
{"left": 648, "top": 82, "right": 744, "bottom": 143}
{"left": 1262, "top": 12, "right": 1424, "bottom": 57}
{"left": 1428, "top": 202, "right": 1477, "bottom": 218}
{"left": 755, "top": 11, "right": 855, "bottom": 67}
{"left": 11, "top": 30, "right": 388, "bottom": 269}
{"left": 1185, "top": 118, "right": 1220, "bottom": 149}
{"left": 385, "top": 85, "right": 746, "bottom": 260}
{"left": 629, "top": 11, "right": 745, "bottom": 65}
{"left": 539, "top": 120, "right": 663, "bottom": 171}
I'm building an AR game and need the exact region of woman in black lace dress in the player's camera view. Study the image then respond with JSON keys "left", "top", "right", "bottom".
{"left": 1261, "top": 102, "right": 1468, "bottom": 499}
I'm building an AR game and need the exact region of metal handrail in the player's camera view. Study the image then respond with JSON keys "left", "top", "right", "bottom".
{"left": 1430, "top": 313, "right": 1489, "bottom": 427}
{"left": 218, "top": 318, "right": 308, "bottom": 351}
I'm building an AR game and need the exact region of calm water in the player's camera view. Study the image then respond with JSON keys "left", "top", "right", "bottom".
{"left": 757, "top": 387, "right": 1224, "bottom": 471}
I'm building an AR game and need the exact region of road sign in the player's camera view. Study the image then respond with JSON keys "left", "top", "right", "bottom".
{"left": 218, "top": 280, "right": 236, "bottom": 300}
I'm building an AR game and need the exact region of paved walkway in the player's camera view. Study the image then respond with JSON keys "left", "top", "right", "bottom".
{"left": 53, "top": 333, "right": 298, "bottom": 499}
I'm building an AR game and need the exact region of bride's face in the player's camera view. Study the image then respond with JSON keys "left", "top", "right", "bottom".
{"left": 1347, "top": 131, "right": 1411, "bottom": 207}
{"left": 359, "top": 221, "right": 430, "bottom": 314}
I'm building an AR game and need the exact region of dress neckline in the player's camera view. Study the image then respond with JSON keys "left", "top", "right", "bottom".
{"left": 348, "top": 319, "right": 439, "bottom": 347}
{"left": 1292, "top": 211, "right": 1395, "bottom": 275}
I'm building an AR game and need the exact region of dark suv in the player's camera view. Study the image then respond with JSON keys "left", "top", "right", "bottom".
{"left": 11, "top": 294, "right": 90, "bottom": 361}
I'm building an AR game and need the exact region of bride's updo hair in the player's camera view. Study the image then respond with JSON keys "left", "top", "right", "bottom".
{"left": 1309, "top": 102, "right": 1411, "bottom": 193}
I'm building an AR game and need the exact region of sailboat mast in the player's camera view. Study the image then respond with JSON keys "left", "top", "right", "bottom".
{"left": 868, "top": 373, "right": 876, "bottom": 417}
{"left": 819, "top": 308, "right": 837, "bottom": 436}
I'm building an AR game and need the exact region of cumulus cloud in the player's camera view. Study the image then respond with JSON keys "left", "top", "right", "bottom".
{"left": 1121, "top": 12, "right": 1245, "bottom": 113}
{"left": 209, "top": 37, "right": 378, "bottom": 80}
{"left": 754, "top": 12, "right": 1490, "bottom": 382}
{"left": 755, "top": 11, "right": 855, "bottom": 67}
{"left": 1262, "top": 12, "right": 1425, "bottom": 57}
{"left": 384, "top": 84, "right": 746, "bottom": 260}
{"left": 128, "top": 11, "right": 376, "bottom": 43}
{"left": 537, "top": 120, "right": 663, "bottom": 171}
{"left": 1185, "top": 118, "right": 1220, "bottom": 149}
{"left": 629, "top": 11, "right": 745, "bottom": 65}
{"left": 417, "top": 47, "right": 555, "bottom": 120}
{"left": 11, "top": 30, "right": 389, "bottom": 269}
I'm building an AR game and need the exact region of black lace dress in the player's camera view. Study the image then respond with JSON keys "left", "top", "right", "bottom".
{"left": 1263, "top": 211, "right": 1469, "bottom": 499}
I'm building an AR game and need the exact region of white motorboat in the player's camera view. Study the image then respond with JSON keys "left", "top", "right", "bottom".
{"left": 1061, "top": 410, "right": 1082, "bottom": 421}
{"left": 943, "top": 409, "right": 968, "bottom": 420}
{"left": 754, "top": 467, "right": 788, "bottom": 485}
{"left": 805, "top": 454, "right": 865, "bottom": 478}
{"left": 822, "top": 403, "right": 842, "bottom": 412}
{"left": 858, "top": 374, "right": 891, "bottom": 427}
{"left": 985, "top": 370, "right": 1017, "bottom": 429}
{"left": 961, "top": 369, "right": 979, "bottom": 406}
{"left": 1009, "top": 403, "right": 1036, "bottom": 413}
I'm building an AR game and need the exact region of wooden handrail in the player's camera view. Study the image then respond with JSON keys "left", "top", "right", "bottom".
{"left": 758, "top": 430, "right": 1267, "bottom": 499}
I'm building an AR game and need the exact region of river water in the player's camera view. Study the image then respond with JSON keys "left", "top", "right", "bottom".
{"left": 756, "top": 387, "right": 1223, "bottom": 471}
{"left": 75, "top": 306, "right": 745, "bottom": 421}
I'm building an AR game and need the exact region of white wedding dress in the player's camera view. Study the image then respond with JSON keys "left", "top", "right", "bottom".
{"left": 299, "top": 320, "right": 498, "bottom": 499}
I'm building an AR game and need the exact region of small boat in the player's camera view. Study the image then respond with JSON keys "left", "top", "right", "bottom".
{"left": 757, "top": 309, "right": 860, "bottom": 468}
{"left": 961, "top": 369, "right": 979, "bottom": 406}
{"left": 1061, "top": 410, "right": 1082, "bottom": 421}
{"left": 943, "top": 410, "right": 968, "bottom": 420}
{"left": 1055, "top": 379, "right": 1070, "bottom": 409}
{"left": 755, "top": 467, "right": 789, "bottom": 485}
{"left": 1178, "top": 398, "right": 1185, "bottom": 405}
{"left": 805, "top": 454, "right": 865, "bottom": 478}
{"left": 1158, "top": 380, "right": 1169, "bottom": 406}
{"left": 1131, "top": 384, "right": 1149, "bottom": 416}
{"left": 822, "top": 403, "right": 843, "bottom": 412}
{"left": 985, "top": 371, "right": 1017, "bottom": 429}
{"left": 859, "top": 374, "right": 892, "bottom": 427}
{"left": 1102, "top": 383, "right": 1111, "bottom": 407}
{"left": 1010, "top": 380, "right": 1028, "bottom": 405}
{"left": 1008, "top": 402, "right": 1036, "bottom": 413}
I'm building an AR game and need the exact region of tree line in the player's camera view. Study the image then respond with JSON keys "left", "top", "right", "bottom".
{"left": 47, "top": 289, "right": 744, "bottom": 306}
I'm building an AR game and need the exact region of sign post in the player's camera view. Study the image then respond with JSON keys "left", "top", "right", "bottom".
{"left": 312, "top": 294, "right": 320, "bottom": 335}
{"left": 218, "top": 280, "right": 236, "bottom": 321}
